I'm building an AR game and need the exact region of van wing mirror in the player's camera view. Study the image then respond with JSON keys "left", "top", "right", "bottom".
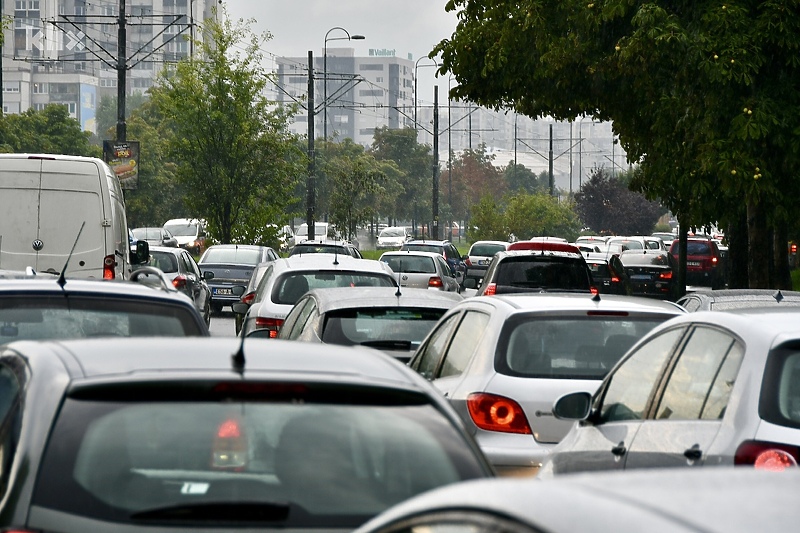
{"left": 132, "top": 240, "right": 150, "bottom": 264}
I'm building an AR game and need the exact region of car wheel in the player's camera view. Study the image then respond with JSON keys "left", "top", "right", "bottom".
{"left": 211, "top": 303, "right": 223, "bottom": 316}
{"left": 203, "top": 300, "right": 211, "bottom": 327}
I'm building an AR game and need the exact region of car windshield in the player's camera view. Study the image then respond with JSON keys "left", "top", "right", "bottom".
{"left": 164, "top": 224, "right": 198, "bottom": 237}
{"left": 381, "top": 255, "right": 436, "bottom": 274}
{"left": 202, "top": 248, "right": 262, "bottom": 265}
{"left": 148, "top": 252, "right": 179, "bottom": 273}
{"left": 496, "top": 315, "right": 669, "bottom": 380}
{"left": 379, "top": 228, "right": 406, "bottom": 238}
{"left": 322, "top": 307, "right": 447, "bottom": 349}
{"left": 0, "top": 295, "right": 205, "bottom": 340}
{"left": 269, "top": 272, "right": 395, "bottom": 305}
{"left": 33, "top": 391, "right": 484, "bottom": 528}
{"left": 469, "top": 243, "right": 507, "bottom": 257}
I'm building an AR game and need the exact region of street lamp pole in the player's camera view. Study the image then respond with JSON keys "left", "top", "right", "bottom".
{"left": 323, "top": 27, "right": 364, "bottom": 140}
{"left": 413, "top": 56, "right": 438, "bottom": 133}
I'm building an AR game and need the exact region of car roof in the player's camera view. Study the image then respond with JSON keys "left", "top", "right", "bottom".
{"left": 405, "top": 240, "right": 450, "bottom": 246}
{"left": 303, "top": 287, "right": 462, "bottom": 314}
{"left": 354, "top": 468, "right": 800, "bottom": 533}
{"left": 682, "top": 289, "right": 800, "bottom": 303}
{"left": 271, "top": 254, "right": 394, "bottom": 274}
{"left": 495, "top": 249, "right": 584, "bottom": 260}
{"left": 465, "top": 292, "right": 685, "bottom": 314}
{"left": 0, "top": 277, "right": 194, "bottom": 302}
{"left": 381, "top": 250, "right": 446, "bottom": 259}
{"left": 6, "top": 337, "right": 430, "bottom": 390}
{"left": 148, "top": 245, "right": 185, "bottom": 254}
{"left": 469, "top": 240, "right": 509, "bottom": 246}
{"left": 203, "top": 244, "right": 269, "bottom": 251}
{"left": 582, "top": 252, "right": 617, "bottom": 262}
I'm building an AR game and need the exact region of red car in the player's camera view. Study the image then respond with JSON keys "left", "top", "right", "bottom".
{"left": 669, "top": 237, "right": 725, "bottom": 289}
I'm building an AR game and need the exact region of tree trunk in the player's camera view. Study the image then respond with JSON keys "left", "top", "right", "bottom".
{"left": 747, "top": 201, "right": 770, "bottom": 288}
{"left": 677, "top": 218, "right": 688, "bottom": 298}
{"left": 726, "top": 211, "right": 748, "bottom": 289}
{"left": 773, "top": 223, "right": 792, "bottom": 290}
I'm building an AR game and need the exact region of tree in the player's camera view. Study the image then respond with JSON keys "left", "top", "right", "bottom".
{"left": 325, "top": 149, "right": 387, "bottom": 242}
{"left": 503, "top": 161, "right": 546, "bottom": 194}
{"left": 505, "top": 192, "right": 582, "bottom": 241}
{"left": 150, "top": 10, "right": 304, "bottom": 245}
{"left": 0, "top": 104, "right": 100, "bottom": 156}
{"left": 448, "top": 144, "right": 503, "bottom": 221}
{"left": 468, "top": 194, "right": 508, "bottom": 241}
{"left": 433, "top": 1, "right": 800, "bottom": 288}
{"left": 575, "top": 168, "right": 666, "bottom": 235}
{"left": 95, "top": 93, "right": 149, "bottom": 140}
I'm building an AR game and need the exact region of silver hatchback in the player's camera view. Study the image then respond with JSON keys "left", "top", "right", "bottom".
{"left": 380, "top": 250, "right": 461, "bottom": 292}
{"left": 408, "top": 293, "right": 684, "bottom": 476}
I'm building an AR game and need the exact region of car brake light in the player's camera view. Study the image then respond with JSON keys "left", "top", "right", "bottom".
{"left": 711, "top": 256, "right": 718, "bottom": 265}
{"left": 464, "top": 258, "right": 472, "bottom": 266}
{"left": 103, "top": 254, "right": 116, "bottom": 279}
{"left": 212, "top": 417, "right": 247, "bottom": 470}
{"left": 735, "top": 440, "right": 799, "bottom": 471}
{"left": 428, "top": 276, "right": 443, "bottom": 288}
{"left": 590, "top": 286, "right": 599, "bottom": 296}
{"left": 172, "top": 274, "right": 187, "bottom": 289}
{"left": 241, "top": 291, "right": 256, "bottom": 305}
{"left": 659, "top": 271, "right": 673, "bottom": 280}
{"left": 255, "top": 317, "right": 284, "bottom": 338}
{"left": 483, "top": 282, "right": 497, "bottom": 295}
{"left": 611, "top": 276, "right": 620, "bottom": 282}
{"left": 467, "top": 392, "right": 532, "bottom": 434}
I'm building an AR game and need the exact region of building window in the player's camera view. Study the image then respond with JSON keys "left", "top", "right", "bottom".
{"left": 33, "top": 103, "right": 46, "bottom": 111}
{"left": 376, "top": 77, "right": 383, "bottom": 83}
{"left": 359, "top": 128, "right": 376, "bottom": 135}
{"left": 359, "top": 64, "right": 384, "bottom": 71}
{"left": 359, "top": 89, "right": 383, "bottom": 97}
{"left": 3, "top": 82, "right": 20, "bottom": 93}
{"left": 32, "top": 82, "right": 47, "bottom": 93}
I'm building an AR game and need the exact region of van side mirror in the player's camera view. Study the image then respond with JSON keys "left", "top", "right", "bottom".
{"left": 132, "top": 240, "right": 150, "bottom": 265}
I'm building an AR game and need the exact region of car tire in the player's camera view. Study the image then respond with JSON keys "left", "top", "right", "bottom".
{"left": 211, "top": 303, "right": 223, "bottom": 316}
{"left": 203, "top": 300, "right": 211, "bottom": 327}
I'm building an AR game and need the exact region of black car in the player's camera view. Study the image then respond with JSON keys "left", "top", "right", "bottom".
{"left": 474, "top": 249, "right": 594, "bottom": 296}
{"left": 198, "top": 244, "right": 280, "bottom": 314}
{"left": 619, "top": 249, "right": 678, "bottom": 300}
{"left": 147, "top": 245, "right": 214, "bottom": 326}
{"left": 583, "top": 252, "right": 631, "bottom": 296}
{"left": 0, "top": 337, "right": 492, "bottom": 532}
{"left": 0, "top": 273, "right": 209, "bottom": 341}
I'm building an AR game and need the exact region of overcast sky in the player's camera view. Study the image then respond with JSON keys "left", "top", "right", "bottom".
{"left": 221, "top": 0, "right": 459, "bottom": 99}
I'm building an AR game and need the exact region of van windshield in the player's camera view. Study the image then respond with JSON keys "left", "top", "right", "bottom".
{"left": 164, "top": 224, "right": 199, "bottom": 237}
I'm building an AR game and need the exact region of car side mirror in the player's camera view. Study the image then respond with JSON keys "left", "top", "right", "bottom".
{"left": 231, "top": 302, "right": 249, "bottom": 315}
{"left": 463, "top": 278, "right": 477, "bottom": 290}
{"left": 553, "top": 391, "right": 593, "bottom": 420}
{"left": 132, "top": 240, "right": 149, "bottom": 265}
{"left": 203, "top": 271, "right": 214, "bottom": 281}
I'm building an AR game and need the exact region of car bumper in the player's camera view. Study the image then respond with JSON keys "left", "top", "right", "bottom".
{"left": 208, "top": 284, "right": 246, "bottom": 304}
{"left": 475, "top": 432, "right": 555, "bottom": 477}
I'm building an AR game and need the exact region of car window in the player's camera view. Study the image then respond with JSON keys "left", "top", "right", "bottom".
{"left": 149, "top": 252, "right": 179, "bottom": 273}
{"left": 764, "top": 350, "right": 800, "bottom": 429}
{"left": 655, "top": 327, "right": 744, "bottom": 420}
{"left": 185, "top": 253, "right": 202, "bottom": 277}
{"left": 201, "top": 248, "right": 263, "bottom": 265}
{"left": 598, "top": 327, "right": 686, "bottom": 423}
{"left": 587, "top": 262, "right": 611, "bottom": 278}
{"left": 382, "top": 255, "right": 436, "bottom": 274}
{"left": 469, "top": 243, "right": 506, "bottom": 257}
{"left": 686, "top": 242, "right": 711, "bottom": 255}
{"left": 272, "top": 272, "right": 395, "bottom": 305}
{"left": 677, "top": 296, "right": 701, "bottom": 312}
{"left": 281, "top": 298, "right": 316, "bottom": 340}
{"left": 33, "top": 392, "right": 486, "bottom": 528}
{"left": 439, "top": 312, "right": 490, "bottom": 379}
{"left": 436, "top": 256, "right": 452, "bottom": 276}
{"left": 0, "top": 360, "right": 24, "bottom": 501}
{"left": 494, "top": 257, "right": 590, "bottom": 291}
{"left": 179, "top": 253, "right": 196, "bottom": 275}
{"left": 413, "top": 313, "right": 461, "bottom": 380}
{"left": 322, "top": 307, "right": 447, "bottom": 349}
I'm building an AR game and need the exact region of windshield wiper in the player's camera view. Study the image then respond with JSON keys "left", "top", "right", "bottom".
{"left": 360, "top": 339, "right": 413, "bottom": 350}
{"left": 130, "top": 501, "right": 290, "bottom": 522}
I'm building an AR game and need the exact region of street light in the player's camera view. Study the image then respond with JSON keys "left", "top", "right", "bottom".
{"left": 324, "top": 27, "right": 364, "bottom": 140}
{"left": 413, "top": 56, "right": 438, "bottom": 133}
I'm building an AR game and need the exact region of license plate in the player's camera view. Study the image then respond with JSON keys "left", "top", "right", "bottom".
{"left": 213, "top": 288, "right": 233, "bottom": 296}
{"left": 631, "top": 275, "right": 651, "bottom": 280}
{"left": 687, "top": 261, "right": 701, "bottom": 266}
{"left": 479, "top": 259, "right": 489, "bottom": 265}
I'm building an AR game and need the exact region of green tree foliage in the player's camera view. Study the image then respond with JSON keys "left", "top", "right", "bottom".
{"left": 95, "top": 93, "right": 149, "bottom": 140}
{"left": 150, "top": 11, "right": 304, "bottom": 245}
{"left": 369, "top": 126, "right": 432, "bottom": 222}
{"left": 503, "top": 162, "right": 546, "bottom": 194}
{"left": 505, "top": 193, "right": 582, "bottom": 241}
{"left": 575, "top": 168, "right": 666, "bottom": 235}
{"left": 448, "top": 144, "right": 503, "bottom": 221}
{"left": 0, "top": 104, "right": 99, "bottom": 156}
{"left": 433, "top": 0, "right": 800, "bottom": 288}
{"left": 468, "top": 195, "right": 508, "bottom": 241}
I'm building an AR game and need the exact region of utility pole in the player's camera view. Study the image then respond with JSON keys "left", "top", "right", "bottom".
{"left": 306, "top": 51, "right": 315, "bottom": 242}
{"left": 549, "top": 123, "right": 554, "bottom": 196}
{"left": 116, "top": 0, "right": 127, "bottom": 141}
{"left": 448, "top": 88, "right": 452, "bottom": 241}
{"left": 432, "top": 85, "right": 439, "bottom": 240}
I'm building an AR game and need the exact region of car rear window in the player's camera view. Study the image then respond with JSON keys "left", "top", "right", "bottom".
{"left": 381, "top": 255, "right": 436, "bottom": 274}
{"left": 288, "top": 244, "right": 347, "bottom": 256}
{"left": 202, "top": 248, "right": 262, "bottom": 265}
{"left": 402, "top": 244, "right": 441, "bottom": 254}
{"left": 322, "top": 307, "right": 447, "bottom": 350}
{"left": 620, "top": 253, "right": 672, "bottom": 266}
{"left": 469, "top": 243, "right": 506, "bottom": 257}
{"left": 495, "top": 315, "right": 671, "bottom": 379}
{"left": 0, "top": 296, "right": 206, "bottom": 341}
{"left": 587, "top": 262, "right": 611, "bottom": 278}
{"left": 760, "top": 344, "right": 800, "bottom": 430}
{"left": 149, "top": 251, "right": 179, "bottom": 273}
{"left": 32, "top": 387, "right": 485, "bottom": 528}
{"left": 272, "top": 271, "right": 395, "bottom": 305}
{"left": 493, "top": 256, "right": 591, "bottom": 292}
{"left": 686, "top": 242, "right": 711, "bottom": 255}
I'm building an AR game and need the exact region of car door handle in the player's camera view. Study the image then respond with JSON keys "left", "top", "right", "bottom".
{"left": 442, "top": 392, "right": 449, "bottom": 398}
{"left": 683, "top": 444, "right": 703, "bottom": 461}
{"left": 611, "top": 442, "right": 627, "bottom": 456}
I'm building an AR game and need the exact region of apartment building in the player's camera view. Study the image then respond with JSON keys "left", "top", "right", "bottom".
{"left": 1, "top": 0, "right": 214, "bottom": 133}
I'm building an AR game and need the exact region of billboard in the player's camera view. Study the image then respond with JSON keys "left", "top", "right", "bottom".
{"left": 103, "top": 140, "right": 140, "bottom": 190}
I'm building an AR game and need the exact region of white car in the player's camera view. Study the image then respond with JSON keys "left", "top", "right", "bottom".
{"left": 236, "top": 255, "right": 397, "bottom": 338}
{"left": 376, "top": 226, "right": 411, "bottom": 249}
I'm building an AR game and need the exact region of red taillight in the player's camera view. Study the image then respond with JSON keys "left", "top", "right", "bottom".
{"left": 428, "top": 276, "right": 443, "bottom": 288}
{"left": 735, "top": 440, "right": 800, "bottom": 471}
{"left": 792, "top": 244, "right": 798, "bottom": 254}
{"left": 467, "top": 392, "right": 532, "bottom": 434}
{"left": 611, "top": 276, "right": 620, "bottom": 283}
{"left": 659, "top": 271, "right": 673, "bottom": 280}
{"left": 464, "top": 258, "right": 472, "bottom": 266}
{"left": 212, "top": 417, "right": 247, "bottom": 470}
{"left": 103, "top": 254, "right": 115, "bottom": 279}
{"left": 590, "top": 286, "right": 599, "bottom": 296}
{"left": 484, "top": 283, "right": 497, "bottom": 296}
{"left": 172, "top": 274, "right": 187, "bottom": 289}
{"left": 711, "top": 256, "right": 718, "bottom": 265}
{"left": 255, "top": 317, "right": 284, "bottom": 338}
{"left": 241, "top": 291, "right": 256, "bottom": 305}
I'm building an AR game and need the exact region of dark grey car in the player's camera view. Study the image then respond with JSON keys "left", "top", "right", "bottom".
{"left": 198, "top": 244, "right": 279, "bottom": 314}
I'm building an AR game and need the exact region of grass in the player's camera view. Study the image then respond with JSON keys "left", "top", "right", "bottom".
{"left": 793, "top": 269, "right": 800, "bottom": 291}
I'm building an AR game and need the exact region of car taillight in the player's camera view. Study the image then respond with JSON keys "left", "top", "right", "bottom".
{"left": 659, "top": 271, "right": 673, "bottom": 280}
{"left": 611, "top": 276, "right": 620, "bottom": 282}
{"left": 467, "top": 392, "right": 532, "bottom": 434}
{"left": 590, "top": 286, "right": 599, "bottom": 296}
{"left": 212, "top": 417, "right": 247, "bottom": 470}
{"left": 103, "top": 254, "right": 115, "bottom": 279}
{"left": 255, "top": 317, "right": 284, "bottom": 338}
{"left": 464, "top": 257, "right": 472, "bottom": 266}
{"left": 428, "top": 276, "right": 443, "bottom": 288}
{"left": 711, "top": 256, "right": 718, "bottom": 265}
{"left": 172, "top": 274, "right": 187, "bottom": 289}
{"left": 484, "top": 283, "right": 497, "bottom": 296}
{"left": 735, "top": 440, "right": 800, "bottom": 471}
{"left": 241, "top": 291, "right": 256, "bottom": 305}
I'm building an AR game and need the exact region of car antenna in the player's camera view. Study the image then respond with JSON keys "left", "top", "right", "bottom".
{"left": 773, "top": 289, "right": 784, "bottom": 304}
{"left": 57, "top": 221, "right": 86, "bottom": 288}
{"left": 395, "top": 259, "right": 403, "bottom": 297}
{"left": 231, "top": 334, "right": 246, "bottom": 376}
{"left": 591, "top": 291, "right": 601, "bottom": 302}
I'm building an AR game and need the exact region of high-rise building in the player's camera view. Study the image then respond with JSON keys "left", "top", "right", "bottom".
{"left": 0, "top": 0, "right": 215, "bottom": 133}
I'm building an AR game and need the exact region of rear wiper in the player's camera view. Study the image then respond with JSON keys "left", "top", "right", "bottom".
{"left": 360, "top": 339, "right": 413, "bottom": 350}
{"left": 130, "top": 501, "right": 290, "bottom": 522}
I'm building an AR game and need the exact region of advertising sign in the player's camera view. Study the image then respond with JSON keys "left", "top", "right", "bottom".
{"left": 103, "top": 140, "right": 140, "bottom": 190}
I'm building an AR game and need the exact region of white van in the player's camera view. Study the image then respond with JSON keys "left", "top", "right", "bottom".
{"left": 292, "top": 222, "right": 330, "bottom": 246}
{"left": 0, "top": 154, "right": 147, "bottom": 278}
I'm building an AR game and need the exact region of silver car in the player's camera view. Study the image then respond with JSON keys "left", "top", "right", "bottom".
{"left": 543, "top": 307, "right": 800, "bottom": 477}
{"left": 408, "top": 293, "right": 685, "bottom": 476}
{"left": 147, "top": 245, "right": 214, "bottom": 326}
{"left": 379, "top": 250, "right": 461, "bottom": 292}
